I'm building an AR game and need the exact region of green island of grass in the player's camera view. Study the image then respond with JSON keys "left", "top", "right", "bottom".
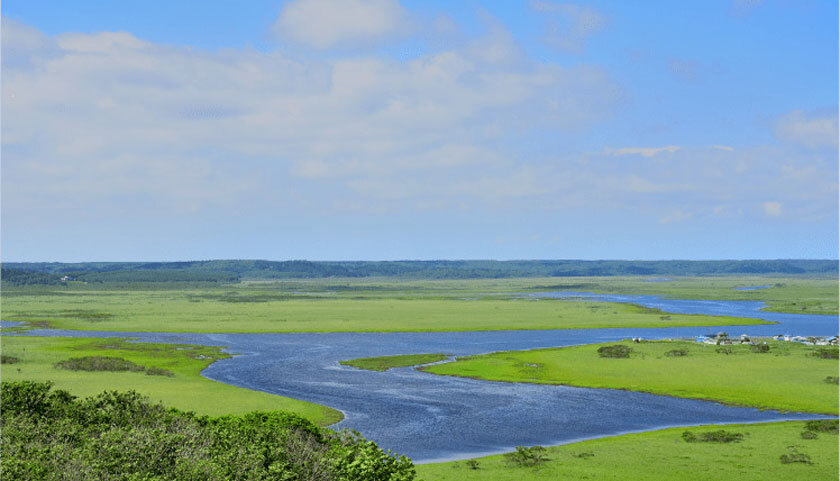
{"left": 340, "top": 353, "right": 450, "bottom": 371}
{"left": 0, "top": 336, "right": 342, "bottom": 425}
{"left": 420, "top": 340, "right": 840, "bottom": 415}
{"left": 1, "top": 288, "right": 768, "bottom": 333}
{"left": 416, "top": 421, "right": 839, "bottom": 481}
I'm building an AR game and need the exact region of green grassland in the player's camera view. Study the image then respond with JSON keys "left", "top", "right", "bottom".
{"left": 0, "top": 336, "right": 342, "bottom": 425}
{"left": 341, "top": 353, "right": 450, "bottom": 371}
{"left": 415, "top": 421, "right": 839, "bottom": 481}
{"left": 421, "top": 340, "right": 839, "bottom": 414}
{"left": 1, "top": 286, "right": 768, "bottom": 333}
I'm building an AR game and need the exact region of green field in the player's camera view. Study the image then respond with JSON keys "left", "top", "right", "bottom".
{"left": 421, "top": 340, "right": 840, "bottom": 414}
{"left": 0, "top": 335, "right": 342, "bottom": 425}
{"left": 416, "top": 421, "right": 839, "bottom": 481}
{"left": 1, "top": 285, "right": 768, "bottom": 333}
{"left": 341, "top": 353, "right": 450, "bottom": 371}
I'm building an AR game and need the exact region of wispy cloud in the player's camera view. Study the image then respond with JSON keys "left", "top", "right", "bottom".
{"left": 530, "top": 1, "right": 605, "bottom": 54}
{"left": 603, "top": 146, "right": 682, "bottom": 157}
{"left": 773, "top": 109, "right": 838, "bottom": 149}
{"left": 272, "top": 0, "right": 409, "bottom": 49}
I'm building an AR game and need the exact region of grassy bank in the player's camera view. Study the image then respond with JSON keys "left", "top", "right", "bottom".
{"left": 0, "top": 336, "right": 342, "bottom": 425}
{"left": 1, "top": 287, "right": 767, "bottom": 333}
{"left": 415, "top": 421, "right": 839, "bottom": 481}
{"left": 341, "top": 353, "right": 450, "bottom": 371}
{"left": 421, "top": 340, "right": 839, "bottom": 414}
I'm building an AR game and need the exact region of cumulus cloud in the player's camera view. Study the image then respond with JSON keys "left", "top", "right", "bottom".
{"left": 603, "top": 146, "right": 681, "bottom": 157}
{"left": 530, "top": 1, "right": 605, "bottom": 54}
{"left": 773, "top": 109, "right": 838, "bottom": 149}
{"left": 1, "top": 18, "right": 622, "bottom": 224}
{"left": 272, "top": 0, "right": 408, "bottom": 49}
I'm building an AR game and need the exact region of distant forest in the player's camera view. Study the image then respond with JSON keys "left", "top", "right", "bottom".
{"left": 1, "top": 259, "right": 836, "bottom": 286}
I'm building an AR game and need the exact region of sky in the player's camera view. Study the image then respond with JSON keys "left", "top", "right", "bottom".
{"left": 1, "top": 0, "right": 838, "bottom": 262}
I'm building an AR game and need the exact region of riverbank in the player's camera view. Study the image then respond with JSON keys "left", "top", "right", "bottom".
{"left": 0, "top": 288, "right": 767, "bottom": 333}
{"left": 0, "top": 335, "right": 343, "bottom": 425}
{"left": 421, "top": 340, "right": 840, "bottom": 414}
{"left": 415, "top": 420, "right": 839, "bottom": 480}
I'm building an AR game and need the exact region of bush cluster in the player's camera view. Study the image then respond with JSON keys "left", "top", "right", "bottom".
{"left": 664, "top": 349, "right": 687, "bottom": 357}
{"left": 681, "top": 430, "right": 744, "bottom": 443}
{"left": 597, "top": 345, "right": 632, "bottom": 359}
{"left": 1, "top": 355, "right": 21, "bottom": 364}
{"left": 811, "top": 347, "right": 839, "bottom": 359}
{"left": 55, "top": 356, "right": 145, "bottom": 372}
{"left": 750, "top": 344, "right": 770, "bottom": 353}
{"left": 504, "top": 446, "right": 549, "bottom": 467}
{"left": 804, "top": 419, "right": 838, "bottom": 434}
{"left": 0, "top": 381, "right": 415, "bottom": 481}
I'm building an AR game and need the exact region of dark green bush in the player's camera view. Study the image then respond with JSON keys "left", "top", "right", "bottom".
{"left": 504, "top": 446, "right": 549, "bottom": 467}
{"left": 1, "top": 355, "right": 20, "bottom": 364}
{"left": 682, "top": 430, "right": 744, "bottom": 443}
{"left": 465, "top": 459, "right": 480, "bottom": 470}
{"left": 0, "top": 381, "right": 415, "bottom": 481}
{"left": 573, "top": 451, "right": 594, "bottom": 458}
{"left": 145, "top": 366, "right": 175, "bottom": 377}
{"left": 55, "top": 356, "right": 145, "bottom": 372}
{"left": 804, "top": 419, "right": 838, "bottom": 434}
{"left": 715, "top": 347, "right": 733, "bottom": 355}
{"left": 664, "top": 349, "right": 687, "bottom": 357}
{"left": 780, "top": 449, "right": 812, "bottom": 464}
{"left": 597, "top": 345, "right": 632, "bottom": 358}
{"left": 801, "top": 431, "right": 818, "bottom": 439}
{"left": 811, "top": 347, "right": 839, "bottom": 359}
{"left": 824, "top": 376, "right": 839, "bottom": 384}
{"left": 750, "top": 344, "right": 770, "bottom": 353}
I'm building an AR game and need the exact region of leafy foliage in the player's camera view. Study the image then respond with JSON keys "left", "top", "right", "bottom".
{"left": 503, "top": 446, "right": 550, "bottom": 467}
{"left": 682, "top": 430, "right": 744, "bottom": 443}
{"left": 597, "top": 345, "right": 632, "bottom": 358}
{"left": 1, "top": 355, "right": 21, "bottom": 364}
{"left": 811, "top": 347, "right": 839, "bottom": 359}
{"left": 664, "top": 349, "right": 687, "bottom": 357}
{"left": 0, "top": 381, "right": 415, "bottom": 481}
{"left": 55, "top": 356, "right": 145, "bottom": 372}
{"left": 750, "top": 344, "right": 770, "bottom": 353}
{"left": 804, "top": 419, "right": 838, "bottom": 434}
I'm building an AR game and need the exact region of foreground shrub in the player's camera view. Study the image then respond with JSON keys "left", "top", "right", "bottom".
{"left": 715, "top": 347, "right": 733, "bottom": 355}
{"left": 664, "top": 349, "right": 687, "bottom": 357}
{"left": 55, "top": 356, "right": 145, "bottom": 372}
{"left": 465, "top": 460, "right": 480, "bottom": 470}
{"left": 824, "top": 376, "right": 839, "bottom": 385}
{"left": 750, "top": 344, "right": 770, "bottom": 353}
{"left": 681, "top": 430, "right": 744, "bottom": 443}
{"left": 0, "top": 381, "right": 415, "bottom": 481}
{"left": 801, "top": 431, "right": 818, "bottom": 439}
{"left": 597, "top": 345, "right": 632, "bottom": 359}
{"left": 504, "top": 446, "right": 549, "bottom": 467}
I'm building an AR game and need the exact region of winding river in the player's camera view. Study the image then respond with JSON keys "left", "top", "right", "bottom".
{"left": 7, "top": 292, "right": 839, "bottom": 463}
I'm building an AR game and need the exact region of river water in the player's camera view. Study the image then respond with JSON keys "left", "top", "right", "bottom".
{"left": 5, "top": 292, "right": 838, "bottom": 463}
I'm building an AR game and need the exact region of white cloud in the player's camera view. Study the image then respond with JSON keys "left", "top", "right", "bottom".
{"left": 773, "top": 109, "right": 838, "bottom": 149}
{"left": 711, "top": 145, "right": 735, "bottom": 151}
{"left": 763, "top": 201, "right": 782, "bottom": 217}
{"left": 530, "top": 1, "right": 605, "bottom": 54}
{"left": 1, "top": 19, "right": 622, "bottom": 223}
{"left": 273, "top": 0, "right": 408, "bottom": 49}
{"left": 603, "top": 146, "right": 681, "bottom": 157}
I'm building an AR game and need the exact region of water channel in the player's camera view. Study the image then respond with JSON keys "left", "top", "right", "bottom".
{"left": 6, "top": 292, "right": 838, "bottom": 462}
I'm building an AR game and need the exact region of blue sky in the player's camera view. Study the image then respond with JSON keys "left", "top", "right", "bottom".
{"left": 2, "top": 0, "right": 837, "bottom": 261}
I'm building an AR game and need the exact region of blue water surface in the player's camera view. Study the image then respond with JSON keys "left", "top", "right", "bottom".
{"left": 4, "top": 292, "right": 838, "bottom": 462}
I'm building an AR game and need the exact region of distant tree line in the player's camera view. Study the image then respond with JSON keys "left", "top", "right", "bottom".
{"left": 2, "top": 259, "right": 836, "bottom": 285}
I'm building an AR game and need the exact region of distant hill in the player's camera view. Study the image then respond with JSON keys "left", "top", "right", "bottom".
{"left": 2, "top": 259, "right": 836, "bottom": 284}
